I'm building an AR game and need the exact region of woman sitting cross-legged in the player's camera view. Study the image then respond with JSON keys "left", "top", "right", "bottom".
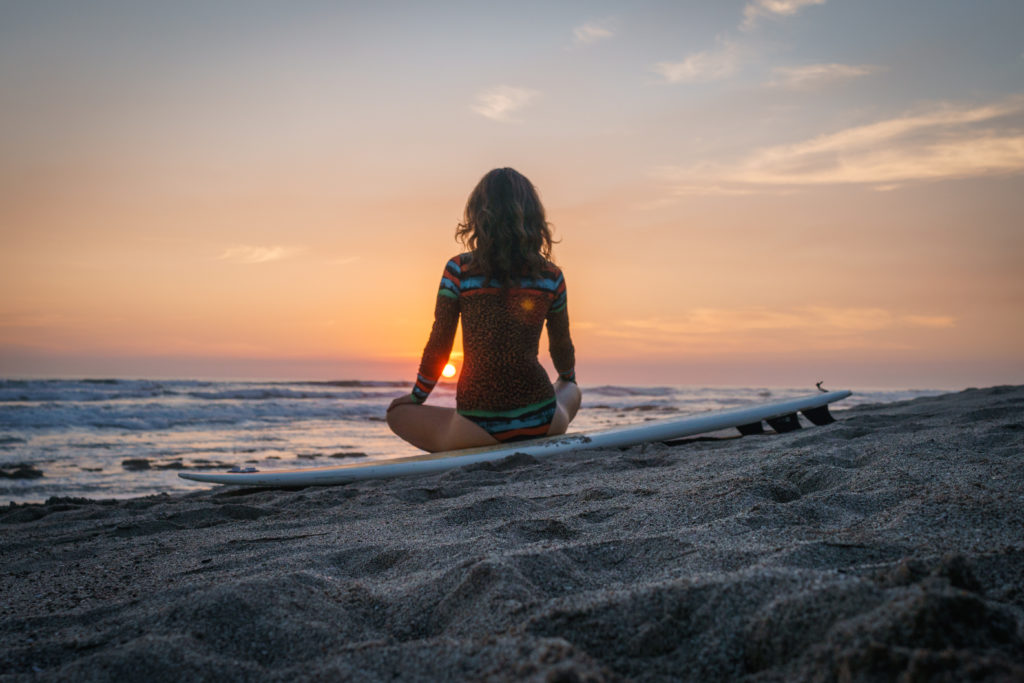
{"left": 386, "top": 167, "right": 581, "bottom": 452}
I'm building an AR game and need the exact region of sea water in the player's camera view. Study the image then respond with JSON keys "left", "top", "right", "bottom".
{"left": 0, "top": 379, "right": 942, "bottom": 504}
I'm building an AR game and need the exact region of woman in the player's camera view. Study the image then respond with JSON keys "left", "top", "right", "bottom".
{"left": 387, "top": 168, "right": 581, "bottom": 452}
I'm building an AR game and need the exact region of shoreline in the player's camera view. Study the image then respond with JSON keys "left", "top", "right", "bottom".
{"left": 0, "top": 384, "right": 945, "bottom": 506}
{"left": 2, "top": 386, "right": 1023, "bottom": 680}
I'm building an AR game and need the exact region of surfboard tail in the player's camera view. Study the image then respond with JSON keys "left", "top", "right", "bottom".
{"left": 741, "top": 404, "right": 837, "bottom": 435}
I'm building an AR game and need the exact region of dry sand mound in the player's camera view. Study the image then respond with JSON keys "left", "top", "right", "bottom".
{"left": 2, "top": 386, "right": 1023, "bottom": 681}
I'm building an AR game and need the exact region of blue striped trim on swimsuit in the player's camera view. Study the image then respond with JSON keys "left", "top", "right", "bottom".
{"left": 458, "top": 397, "right": 558, "bottom": 442}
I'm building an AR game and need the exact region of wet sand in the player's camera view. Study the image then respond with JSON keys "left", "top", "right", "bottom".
{"left": 2, "top": 386, "right": 1023, "bottom": 681}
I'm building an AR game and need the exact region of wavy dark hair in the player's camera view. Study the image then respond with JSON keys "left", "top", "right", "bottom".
{"left": 455, "top": 168, "right": 555, "bottom": 286}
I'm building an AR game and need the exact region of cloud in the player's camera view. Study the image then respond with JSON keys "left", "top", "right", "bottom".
{"left": 769, "top": 63, "right": 878, "bottom": 89}
{"left": 596, "top": 307, "right": 954, "bottom": 353}
{"left": 742, "top": 0, "right": 827, "bottom": 29}
{"left": 904, "top": 315, "right": 956, "bottom": 329}
{"left": 653, "top": 42, "right": 740, "bottom": 84}
{"left": 0, "top": 311, "right": 75, "bottom": 329}
{"left": 619, "top": 307, "right": 893, "bottom": 336}
{"left": 660, "top": 185, "right": 760, "bottom": 198}
{"left": 471, "top": 86, "right": 540, "bottom": 123}
{"left": 217, "top": 245, "right": 304, "bottom": 264}
{"left": 656, "top": 96, "right": 1024, "bottom": 193}
{"left": 656, "top": 3, "right": 828, "bottom": 84}
{"left": 573, "top": 20, "right": 614, "bottom": 45}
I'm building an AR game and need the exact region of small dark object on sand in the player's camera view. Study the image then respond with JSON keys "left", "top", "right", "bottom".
{"left": 121, "top": 458, "right": 152, "bottom": 471}
{"left": 0, "top": 464, "right": 43, "bottom": 479}
{"left": 154, "top": 461, "right": 185, "bottom": 470}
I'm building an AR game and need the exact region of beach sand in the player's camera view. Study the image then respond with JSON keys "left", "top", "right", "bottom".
{"left": 2, "top": 386, "right": 1023, "bottom": 681}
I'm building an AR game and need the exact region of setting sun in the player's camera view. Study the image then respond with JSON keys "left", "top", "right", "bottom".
{"left": 442, "top": 364, "right": 457, "bottom": 379}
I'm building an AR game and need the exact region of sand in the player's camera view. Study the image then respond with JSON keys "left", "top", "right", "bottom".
{"left": 2, "top": 386, "right": 1023, "bottom": 681}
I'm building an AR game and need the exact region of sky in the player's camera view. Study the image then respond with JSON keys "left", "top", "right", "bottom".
{"left": 1, "top": 0, "right": 1023, "bottom": 389}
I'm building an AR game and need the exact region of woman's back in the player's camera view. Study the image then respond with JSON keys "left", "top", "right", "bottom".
{"left": 388, "top": 167, "right": 581, "bottom": 450}
{"left": 444, "top": 253, "right": 573, "bottom": 413}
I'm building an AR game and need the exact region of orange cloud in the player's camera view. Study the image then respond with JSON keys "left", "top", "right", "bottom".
{"left": 904, "top": 315, "right": 956, "bottom": 329}
{"left": 218, "top": 245, "right": 305, "bottom": 264}
{"left": 587, "top": 307, "right": 956, "bottom": 355}
{"left": 657, "top": 96, "right": 1024, "bottom": 193}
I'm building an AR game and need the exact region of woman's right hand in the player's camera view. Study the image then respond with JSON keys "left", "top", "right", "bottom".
{"left": 387, "top": 393, "right": 418, "bottom": 413}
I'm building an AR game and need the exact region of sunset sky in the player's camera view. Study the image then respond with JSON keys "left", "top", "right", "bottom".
{"left": 2, "top": 0, "right": 1022, "bottom": 389}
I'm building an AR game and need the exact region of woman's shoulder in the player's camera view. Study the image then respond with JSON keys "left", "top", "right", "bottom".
{"left": 441, "top": 253, "right": 472, "bottom": 273}
{"left": 540, "top": 258, "right": 563, "bottom": 278}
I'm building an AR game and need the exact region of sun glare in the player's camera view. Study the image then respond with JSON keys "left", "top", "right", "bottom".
{"left": 442, "top": 363, "right": 457, "bottom": 378}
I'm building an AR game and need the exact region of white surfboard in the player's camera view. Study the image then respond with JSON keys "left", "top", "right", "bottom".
{"left": 178, "top": 390, "right": 851, "bottom": 487}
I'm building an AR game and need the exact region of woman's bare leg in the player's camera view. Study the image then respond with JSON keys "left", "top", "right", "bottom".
{"left": 388, "top": 379, "right": 581, "bottom": 451}
{"left": 547, "top": 379, "right": 582, "bottom": 436}
{"left": 386, "top": 404, "right": 498, "bottom": 452}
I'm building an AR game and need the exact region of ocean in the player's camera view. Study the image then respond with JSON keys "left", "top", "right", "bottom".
{"left": 0, "top": 379, "right": 942, "bottom": 504}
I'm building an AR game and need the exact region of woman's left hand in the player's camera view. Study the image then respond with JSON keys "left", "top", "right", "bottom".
{"left": 387, "top": 394, "right": 418, "bottom": 413}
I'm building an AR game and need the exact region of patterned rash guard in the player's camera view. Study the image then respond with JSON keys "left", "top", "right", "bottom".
{"left": 410, "top": 252, "right": 576, "bottom": 442}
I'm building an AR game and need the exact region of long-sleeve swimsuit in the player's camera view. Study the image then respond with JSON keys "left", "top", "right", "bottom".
{"left": 410, "top": 253, "right": 576, "bottom": 442}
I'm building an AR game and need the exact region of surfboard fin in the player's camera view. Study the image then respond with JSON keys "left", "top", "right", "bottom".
{"left": 801, "top": 405, "right": 836, "bottom": 426}
{"left": 766, "top": 413, "right": 802, "bottom": 433}
{"left": 737, "top": 422, "right": 765, "bottom": 435}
